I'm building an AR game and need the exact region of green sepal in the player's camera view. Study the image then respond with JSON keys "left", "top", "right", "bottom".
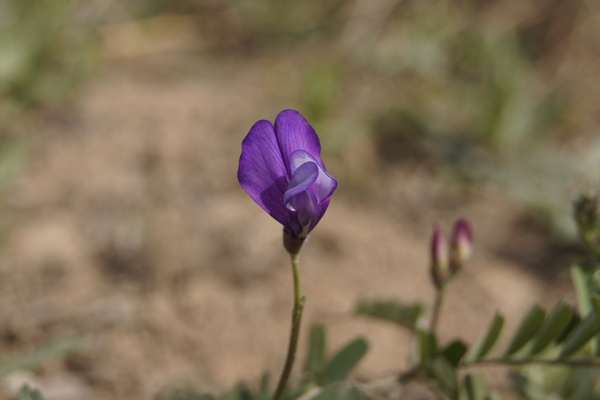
{"left": 529, "top": 300, "right": 574, "bottom": 355}
{"left": 504, "top": 305, "right": 545, "bottom": 356}
{"left": 467, "top": 313, "right": 504, "bottom": 361}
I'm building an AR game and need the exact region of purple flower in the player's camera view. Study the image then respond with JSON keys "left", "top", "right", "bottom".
{"left": 238, "top": 110, "right": 338, "bottom": 239}
{"left": 429, "top": 219, "right": 473, "bottom": 289}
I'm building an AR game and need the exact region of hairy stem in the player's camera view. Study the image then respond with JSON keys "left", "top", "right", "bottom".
{"left": 273, "top": 252, "right": 305, "bottom": 400}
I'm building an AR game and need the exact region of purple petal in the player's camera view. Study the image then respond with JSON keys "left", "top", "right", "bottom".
{"left": 288, "top": 150, "right": 337, "bottom": 204}
{"left": 274, "top": 110, "right": 324, "bottom": 174}
{"left": 238, "top": 120, "right": 289, "bottom": 226}
{"left": 310, "top": 197, "right": 332, "bottom": 231}
{"left": 431, "top": 224, "right": 449, "bottom": 273}
{"left": 450, "top": 219, "right": 473, "bottom": 269}
{"left": 283, "top": 161, "right": 319, "bottom": 209}
{"left": 289, "top": 191, "right": 317, "bottom": 237}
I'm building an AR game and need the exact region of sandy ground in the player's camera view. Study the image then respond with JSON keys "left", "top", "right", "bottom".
{"left": 0, "top": 59, "right": 575, "bottom": 400}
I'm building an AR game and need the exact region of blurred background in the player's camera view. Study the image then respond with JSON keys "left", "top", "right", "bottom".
{"left": 0, "top": 0, "right": 599, "bottom": 399}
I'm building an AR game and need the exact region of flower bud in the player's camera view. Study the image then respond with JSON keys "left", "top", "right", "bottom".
{"left": 430, "top": 224, "right": 450, "bottom": 289}
{"left": 450, "top": 219, "right": 473, "bottom": 273}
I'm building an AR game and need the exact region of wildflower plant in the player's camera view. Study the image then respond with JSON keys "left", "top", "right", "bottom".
{"left": 22, "top": 111, "right": 600, "bottom": 400}
{"left": 223, "top": 111, "right": 600, "bottom": 400}
{"left": 238, "top": 110, "right": 338, "bottom": 400}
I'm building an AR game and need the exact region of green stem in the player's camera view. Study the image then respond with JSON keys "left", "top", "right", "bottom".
{"left": 395, "top": 358, "right": 600, "bottom": 387}
{"left": 461, "top": 357, "right": 600, "bottom": 368}
{"left": 370, "top": 357, "right": 600, "bottom": 397}
{"left": 273, "top": 252, "right": 305, "bottom": 400}
{"left": 429, "top": 287, "right": 444, "bottom": 335}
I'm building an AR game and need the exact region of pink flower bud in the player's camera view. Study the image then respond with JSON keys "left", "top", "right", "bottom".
{"left": 450, "top": 218, "right": 473, "bottom": 272}
{"left": 430, "top": 224, "right": 450, "bottom": 289}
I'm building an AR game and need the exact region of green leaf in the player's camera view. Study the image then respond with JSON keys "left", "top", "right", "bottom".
{"left": 311, "top": 382, "right": 370, "bottom": 400}
{"left": 258, "top": 372, "right": 270, "bottom": 400}
{"left": 311, "top": 383, "right": 343, "bottom": 400}
{"left": 345, "top": 387, "right": 370, "bottom": 400}
{"left": 18, "top": 385, "right": 46, "bottom": 400}
{"left": 418, "top": 330, "right": 438, "bottom": 366}
{"left": 235, "top": 383, "right": 255, "bottom": 400}
{"left": 559, "top": 313, "right": 600, "bottom": 358}
{"left": 592, "top": 295, "right": 600, "bottom": 322}
{"left": 441, "top": 340, "right": 468, "bottom": 367}
{"left": 529, "top": 300, "right": 574, "bottom": 355}
{"left": 284, "top": 386, "right": 306, "bottom": 400}
{"left": 564, "top": 366, "right": 597, "bottom": 400}
{"left": 154, "top": 387, "right": 216, "bottom": 400}
{"left": 354, "top": 300, "right": 424, "bottom": 331}
{"left": 429, "top": 357, "right": 458, "bottom": 400}
{"left": 556, "top": 312, "right": 581, "bottom": 344}
{"left": 220, "top": 382, "right": 257, "bottom": 400}
{"left": 592, "top": 294, "right": 600, "bottom": 356}
{"left": 504, "top": 305, "right": 545, "bottom": 356}
{"left": 463, "top": 373, "right": 486, "bottom": 400}
{"left": 467, "top": 313, "right": 504, "bottom": 361}
{"left": 572, "top": 265, "right": 592, "bottom": 316}
{"left": 321, "top": 338, "right": 368, "bottom": 383}
{"left": 304, "top": 324, "right": 326, "bottom": 380}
